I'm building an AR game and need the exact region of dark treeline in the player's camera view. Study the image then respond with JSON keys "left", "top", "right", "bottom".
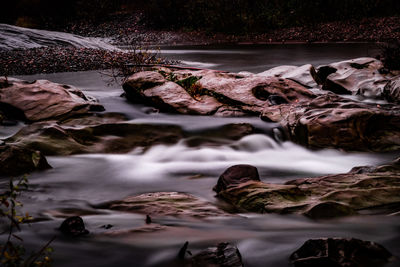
{"left": 2, "top": 0, "right": 400, "bottom": 32}
{"left": 144, "top": 0, "right": 400, "bottom": 32}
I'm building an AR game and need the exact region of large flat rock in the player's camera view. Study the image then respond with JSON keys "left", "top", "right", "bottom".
{"left": 214, "top": 161, "right": 400, "bottom": 219}
{"left": 94, "top": 192, "right": 230, "bottom": 219}
{"left": 315, "top": 57, "right": 391, "bottom": 98}
{"left": 0, "top": 77, "right": 104, "bottom": 122}
{"left": 262, "top": 93, "right": 400, "bottom": 152}
{"left": 123, "top": 68, "right": 315, "bottom": 116}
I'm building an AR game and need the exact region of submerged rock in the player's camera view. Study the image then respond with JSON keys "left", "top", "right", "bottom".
{"left": 94, "top": 192, "right": 230, "bottom": 219}
{"left": 214, "top": 161, "right": 400, "bottom": 218}
{"left": 123, "top": 68, "right": 315, "bottom": 116}
{"left": 0, "top": 77, "right": 104, "bottom": 122}
{"left": 0, "top": 144, "right": 51, "bottom": 177}
{"left": 262, "top": 93, "right": 400, "bottom": 152}
{"left": 290, "top": 238, "right": 395, "bottom": 267}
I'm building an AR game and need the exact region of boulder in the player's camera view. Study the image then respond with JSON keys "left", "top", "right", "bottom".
{"left": 59, "top": 216, "right": 89, "bottom": 237}
{"left": 213, "top": 164, "right": 260, "bottom": 194}
{"left": 6, "top": 118, "right": 260, "bottom": 156}
{"left": 383, "top": 76, "right": 400, "bottom": 103}
{"left": 190, "top": 243, "right": 243, "bottom": 267}
{"left": 94, "top": 192, "right": 230, "bottom": 219}
{"left": 262, "top": 93, "right": 400, "bottom": 152}
{"left": 6, "top": 121, "right": 184, "bottom": 155}
{"left": 290, "top": 238, "right": 395, "bottom": 267}
{"left": 0, "top": 77, "right": 104, "bottom": 122}
{"left": 122, "top": 68, "right": 315, "bottom": 116}
{"left": 0, "top": 144, "right": 51, "bottom": 177}
{"left": 258, "top": 64, "right": 318, "bottom": 88}
{"left": 316, "top": 58, "right": 391, "bottom": 98}
{"left": 214, "top": 161, "right": 400, "bottom": 218}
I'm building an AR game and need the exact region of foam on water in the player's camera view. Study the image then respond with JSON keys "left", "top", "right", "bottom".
{"left": 80, "top": 134, "right": 387, "bottom": 182}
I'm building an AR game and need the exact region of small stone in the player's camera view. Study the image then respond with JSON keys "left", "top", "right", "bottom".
{"left": 101, "top": 224, "right": 113, "bottom": 229}
{"left": 145, "top": 215, "right": 152, "bottom": 224}
{"left": 178, "top": 241, "right": 189, "bottom": 260}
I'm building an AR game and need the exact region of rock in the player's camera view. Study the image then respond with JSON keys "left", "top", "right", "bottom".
{"left": 262, "top": 93, "right": 400, "bottom": 152}
{"left": 59, "top": 216, "right": 89, "bottom": 237}
{"left": 123, "top": 71, "right": 222, "bottom": 115}
{"left": 184, "top": 123, "right": 256, "bottom": 147}
{"left": 0, "top": 23, "right": 118, "bottom": 51}
{"left": 123, "top": 68, "right": 315, "bottom": 116}
{"left": 290, "top": 238, "right": 395, "bottom": 267}
{"left": 303, "top": 202, "right": 358, "bottom": 219}
{"left": 178, "top": 241, "right": 190, "bottom": 259}
{"left": 94, "top": 192, "right": 230, "bottom": 219}
{"left": 383, "top": 76, "right": 400, "bottom": 103}
{"left": 258, "top": 64, "right": 318, "bottom": 88}
{"left": 214, "top": 161, "right": 400, "bottom": 218}
{"left": 0, "top": 145, "right": 51, "bottom": 177}
{"left": 190, "top": 243, "right": 243, "bottom": 267}
{"left": 311, "top": 65, "right": 337, "bottom": 85}
{"left": 122, "top": 71, "right": 167, "bottom": 102}
{"left": 6, "top": 121, "right": 184, "bottom": 155}
{"left": 318, "top": 58, "right": 391, "bottom": 98}
{"left": 0, "top": 77, "right": 104, "bottom": 122}
{"left": 213, "top": 164, "right": 260, "bottom": 194}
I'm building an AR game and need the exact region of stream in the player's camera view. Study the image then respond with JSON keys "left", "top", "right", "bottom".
{"left": 1, "top": 43, "right": 399, "bottom": 267}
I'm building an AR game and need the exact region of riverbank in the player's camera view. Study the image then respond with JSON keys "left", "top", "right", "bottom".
{"left": 0, "top": 47, "right": 173, "bottom": 76}
{"left": 63, "top": 15, "right": 400, "bottom": 46}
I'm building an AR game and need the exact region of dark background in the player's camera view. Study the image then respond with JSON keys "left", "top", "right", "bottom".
{"left": 2, "top": 0, "right": 400, "bottom": 33}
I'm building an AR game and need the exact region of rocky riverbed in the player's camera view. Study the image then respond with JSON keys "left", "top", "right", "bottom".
{"left": 1, "top": 53, "right": 400, "bottom": 266}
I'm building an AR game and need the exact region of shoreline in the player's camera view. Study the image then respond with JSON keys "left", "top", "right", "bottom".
{"left": 0, "top": 42, "right": 382, "bottom": 76}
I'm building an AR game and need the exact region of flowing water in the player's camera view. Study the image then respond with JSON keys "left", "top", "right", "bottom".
{"left": 1, "top": 43, "right": 399, "bottom": 267}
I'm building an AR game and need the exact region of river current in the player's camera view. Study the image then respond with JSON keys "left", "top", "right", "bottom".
{"left": 1, "top": 43, "right": 399, "bottom": 267}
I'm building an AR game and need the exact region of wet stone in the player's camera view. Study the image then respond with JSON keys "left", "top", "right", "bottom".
{"left": 290, "top": 238, "right": 395, "bottom": 267}
{"left": 59, "top": 216, "right": 90, "bottom": 237}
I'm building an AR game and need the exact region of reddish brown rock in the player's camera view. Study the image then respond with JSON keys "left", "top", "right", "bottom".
{"left": 122, "top": 68, "right": 315, "bottom": 116}
{"left": 383, "top": 76, "right": 400, "bottom": 103}
{"left": 0, "top": 77, "right": 104, "bottom": 122}
{"left": 6, "top": 121, "right": 184, "bottom": 155}
{"left": 262, "top": 93, "right": 400, "bottom": 152}
{"left": 214, "top": 161, "right": 400, "bottom": 219}
{"left": 213, "top": 164, "right": 261, "bottom": 194}
{"left": 317, "top": 58, "right": 392, "bottom": 98}
{"left": 94, "top": 192, "right": 230, "bottom": 219}
{"left": 258, "top": 64, "right": 318, "bottom": 88}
